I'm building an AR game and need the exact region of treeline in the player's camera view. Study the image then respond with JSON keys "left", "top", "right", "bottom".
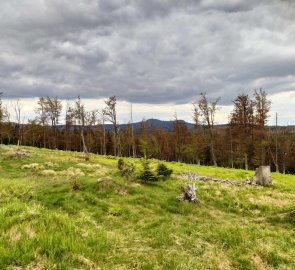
{"left": 0, "top": 90, "right": 295, "bottom": 173}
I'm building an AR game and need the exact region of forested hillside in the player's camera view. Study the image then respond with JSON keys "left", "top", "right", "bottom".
{"left": 1, "top": 91, "right": 295, "bottom": 173}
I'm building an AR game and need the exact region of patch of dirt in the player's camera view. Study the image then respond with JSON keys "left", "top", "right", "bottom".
{"left": 8, "top": 228, "right": 22, "bottom": 243}
{"left": 25, "top": 225, "right": 36, "bottom": 239}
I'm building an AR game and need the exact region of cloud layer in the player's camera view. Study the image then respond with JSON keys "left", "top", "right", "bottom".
{"left": 1, "top": 0, "right": 295, "bottom": 105}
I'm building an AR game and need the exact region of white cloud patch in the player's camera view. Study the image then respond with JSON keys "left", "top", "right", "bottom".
{"left": 4, "top": 94, "right": 292, "bottom": 126}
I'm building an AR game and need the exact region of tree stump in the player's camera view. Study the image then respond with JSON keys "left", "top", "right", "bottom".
{"left": 254, "top": 166, "right": 272, "bottom": 186}
{"left": 177, "top": 183, "right": 198, "bottom": 203}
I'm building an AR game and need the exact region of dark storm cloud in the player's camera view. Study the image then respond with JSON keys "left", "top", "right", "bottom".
{"left": 0, "top": 0, "right": 295, "bottom": 104}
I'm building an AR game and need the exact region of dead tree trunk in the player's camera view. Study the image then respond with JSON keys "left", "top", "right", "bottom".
{"left": 177, "top": 183, "right": 198, "bottom": 203}
{"left": 253, "top": 166, "right": 272, "bottom": 186}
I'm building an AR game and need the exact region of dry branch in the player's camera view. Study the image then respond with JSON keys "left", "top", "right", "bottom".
{"left": 178, "top": 172, "right": 256, "bottom": 187}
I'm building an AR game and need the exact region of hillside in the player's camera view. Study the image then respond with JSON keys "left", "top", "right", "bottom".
{"left": 0, "top": 145, "right": 294, "bottom": 269}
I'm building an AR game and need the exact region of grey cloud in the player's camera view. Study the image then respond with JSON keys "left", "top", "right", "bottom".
{"left": 0, "top": 0, "right": 295, "bottom": 105}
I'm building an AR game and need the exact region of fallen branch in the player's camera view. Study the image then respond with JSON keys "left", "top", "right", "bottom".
{"left": 178, "top": 172, "right": 256, "bottom": 187}
{"left": 278, "top": 210, "right": 295, "bottom": 217}
{"left": 11, "top": 150, "right": 29, "bottom": 158}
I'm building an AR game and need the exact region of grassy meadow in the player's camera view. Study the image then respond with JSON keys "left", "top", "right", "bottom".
{"left": 0, "top": 145, "right": 294, "bottom": 270}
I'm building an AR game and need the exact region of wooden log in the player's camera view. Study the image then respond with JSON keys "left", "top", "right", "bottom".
{"left": 254, "top": 166, "right": 272, "bottom": 186}
{"left": 178, "top": 172, "right": 256, "bottom": 187}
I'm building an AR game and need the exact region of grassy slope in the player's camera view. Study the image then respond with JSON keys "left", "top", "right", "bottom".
{"left": 0, "top": 145, "right": 294, "bottom": 270}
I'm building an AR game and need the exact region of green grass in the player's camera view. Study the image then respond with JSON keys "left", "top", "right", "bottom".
{"left": 0, "top": 145, "right": 294, "bottom": 270}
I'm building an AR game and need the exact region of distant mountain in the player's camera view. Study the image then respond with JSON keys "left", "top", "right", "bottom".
{"left": 102, "top": 119, "right": 294, "bottom": 132}
{"left": 109, "top": 119, "right": 195, "bottom": 132}
{"left": 101, "top": 119, "right": 195, "bottom": 132}
{"left": 10, "top": 119, "right": 295, "bottom": 132}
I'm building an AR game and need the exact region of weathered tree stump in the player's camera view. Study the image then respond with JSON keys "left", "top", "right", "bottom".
{"left": 177, "top": 183, "right": 198, "bottom": 203}
{"left": 253, "top": 166, "right": 272, "bottom": 186}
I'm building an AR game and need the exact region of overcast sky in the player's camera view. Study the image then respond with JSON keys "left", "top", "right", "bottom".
{"left": 1, "top": 0, "right": 295, "bottom": 124}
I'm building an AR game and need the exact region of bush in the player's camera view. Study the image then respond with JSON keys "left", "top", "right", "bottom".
{"left": 121, "top": 162, "right": 135, "bottom": 180}
{"left": 70, "top": 178, "right": 81, "bottom": 191}
{"left": 117, "top": 159, "right": 135, "bottom": 180}
{"left": 139, "top": 159, "right": 158, "bottom": 182}
{"left": 157, "top": 163, "right": 173, "bottom": 178}
{"left": 108, "top": 206, "right": 123, "bottom": 216}
{"left": 118, "top": 158, "right": 125, "bottom": 171}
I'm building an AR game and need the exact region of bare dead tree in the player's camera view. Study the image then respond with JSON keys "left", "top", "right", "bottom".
{"left": 0, "top": 92, "right": 3, "bottom": 144}
{"left": 275, "top": 112, "right": 279, "bottom": 172}
{"left": 65, "top": 103, "right": 75, "bottom": 151}
{"left": 45, "top": 97, "right": 62, "bottom": 149}
{"left": 229, "top": 94, "right": 255, "bottom": 170}
{"left": 104, "top": 96, "right": 121, "bottom": 156}
{"left": 74, "top": 96, "right": 89, "bottom": 159}
{"left": 35, "top": 97, "right": 49, "bottom": 148}
{"left": 130, "top": 103, "right": 136, "bottom": 157}
{"left": 253, "top": 89, "right": 271, "bottom": 166}
{"left": 84, "top": 109, "right": 98, "bottom": 153}
{"left": 254, "top": 89, "right": 271, "bottom": 127}
{"left": 193, "top": 93, "right": 220, "bottom": 166}
{"left": 98, "top": 109, "right": 107, "bottom": 155}
{"left": 12, "top": 99, "right": 24, "bottom": 146}
{"left": 0, "top": 92, "right": 11, "bottom": 145}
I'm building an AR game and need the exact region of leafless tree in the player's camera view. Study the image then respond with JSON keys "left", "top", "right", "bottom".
{"left": 12, "top": 99, "right": 24, "bottom": 146}
{"left": 275, "top": 112, "right": 279, "bottom": 172}
{"left": 229, "top": 94, "right": 255, "bottom": 170}
{"left": 74, "top": 96, "right": 89, "bottom": 159}
{"left": 0, "top": 92, "right": 4, "bottom": 144}
{"left": 253, "top": 89, "right": 271, "bottom": 165}
{"left": 64, "top": 103, "right": 75, "bottom": 151}
{"left": 84, "top": 109, "right": 98, "bottom": 153}
{"left": 254, "top": 89, "right": 271, "bottom": 127}
{"left": 98, "top": 109, "right": 107, "bottom": 155}
{"left": 193, "top": 93, "right": 220, "bottom": 166}
{"left": 45, "top": 97, "right": 62, "bottom": 149}
{"left": 130, "top": 103, "right": 136, "bottom": 157}
{"left": 35, "top": 97, "right": 49, "bottom": 147}
{"left": 104, "top": 96, "right": 121, "bottom": 156}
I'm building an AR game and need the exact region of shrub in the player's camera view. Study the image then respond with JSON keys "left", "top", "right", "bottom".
{"left": 121, "top": 162, "right": 135, "bottom": 180}
{"left": 63, "top": 167, "right": 85, "bottom": 178}
{"left": 70, "top": 178, "right": 81, "bottom": 191}
{"left": 118, "top": 158, "right": 125, "bottom": 171}
{"left": 108, "top": 206, "right": 123, "bottom": 216}
{"left": 157, "top": 163, "right": 173, "bottom": 178}
{"left": 139, "top": 159, "right": 157, "bottom": 182}
{"left": 22, "top": 163, "right": 45, "bottom": 171}
{"left": 117, "top": 159, "right": 135, "bottom": 180}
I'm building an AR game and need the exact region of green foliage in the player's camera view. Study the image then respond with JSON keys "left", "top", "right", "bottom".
{"left": 108, "top": 206, "right": 123, "bottom": 216}
{"left": 139, "top": 159, "right": 158, "bottom": 182}
{"left": 139, "top": 139, "right": 149, "bottom": 158}
{"left": 117, "top": 158, "right": 125, "bottom": 171}
{"left": 118, "top": 158, "right": 135, "bottom": 179}
{"left": 121, "top": 162, "right": 135, "bottom": 180}
{"left": 69, "top": 178, "right": 81, "bottom": 191}
{"left": 157, "top": 163, "right": 173, "bottom": 178}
